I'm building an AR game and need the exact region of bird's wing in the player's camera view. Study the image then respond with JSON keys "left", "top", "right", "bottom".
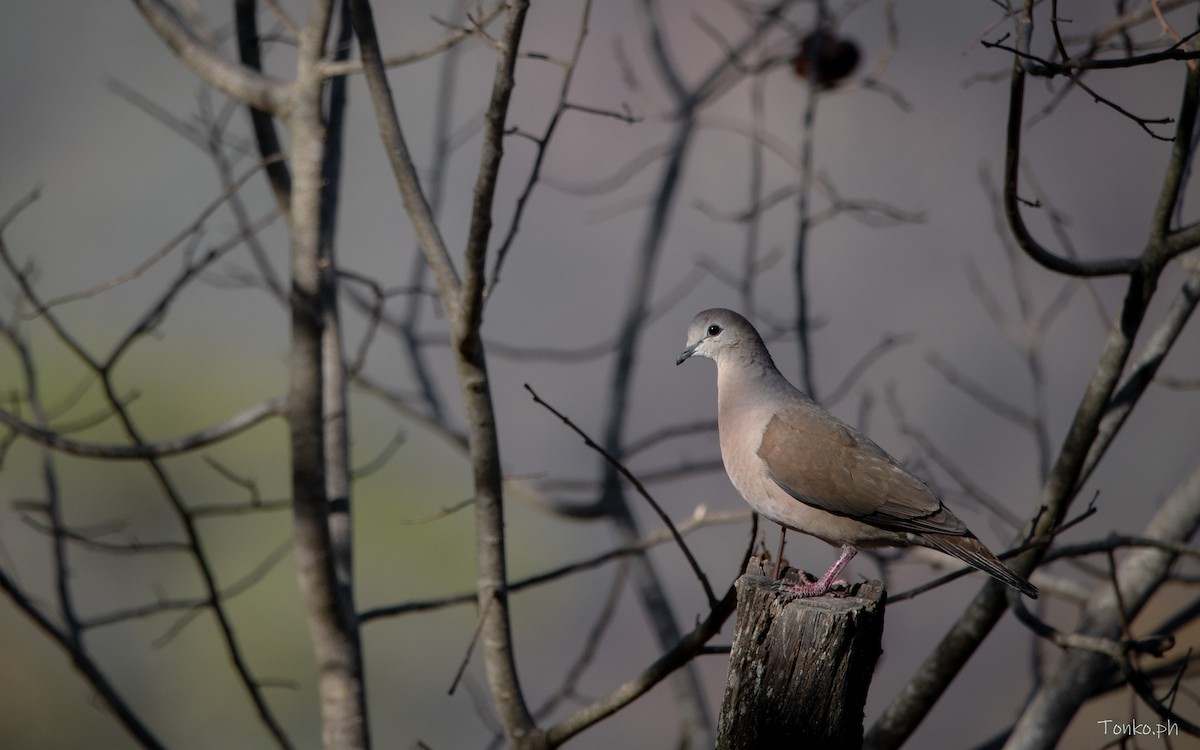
{"left": 757, "top": 405, "right": 969, "bottom": 536}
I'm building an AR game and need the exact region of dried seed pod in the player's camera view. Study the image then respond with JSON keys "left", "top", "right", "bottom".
{"left": 792, "top": 30, "right": 861, "bottom": 88}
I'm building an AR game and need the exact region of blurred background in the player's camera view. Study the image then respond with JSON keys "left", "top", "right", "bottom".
{"left": 2, "top": 1, "right": 1198, "bottom": 747}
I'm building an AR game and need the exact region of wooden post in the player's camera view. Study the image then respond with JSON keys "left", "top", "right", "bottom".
{"left": 717, "top": 562, "right": 886, "bottom": 750}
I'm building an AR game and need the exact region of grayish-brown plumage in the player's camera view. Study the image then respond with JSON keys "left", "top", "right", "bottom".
{"left": 677, "top": 308, "right": 1037, "bottom": 598}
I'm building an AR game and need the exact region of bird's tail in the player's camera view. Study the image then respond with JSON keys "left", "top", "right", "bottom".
{"left": 923, "top": 533, "right": 1038, "bottom": 599}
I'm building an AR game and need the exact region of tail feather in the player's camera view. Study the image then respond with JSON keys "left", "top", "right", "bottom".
{"left": 922, "top": 533, "right": 1038, "bottom": 599}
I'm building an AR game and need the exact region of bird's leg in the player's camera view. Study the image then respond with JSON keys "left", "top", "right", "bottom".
{"left": 779, "top": 545, "right": 857, "bottom": 598}
{"left": 773, "top": 527, "right": 787, "bottom": 579}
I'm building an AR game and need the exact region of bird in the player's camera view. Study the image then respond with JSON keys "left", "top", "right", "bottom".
{"left": 676, "top": 308, "right": 1037, "bottom": 599}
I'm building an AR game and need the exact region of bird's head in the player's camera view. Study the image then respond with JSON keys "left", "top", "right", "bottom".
{"left": 676, "top": 308, "right": 764, "bottom": 366}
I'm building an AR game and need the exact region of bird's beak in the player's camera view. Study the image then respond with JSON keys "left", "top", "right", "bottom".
{"left": 676, "top": 341, "right": 699, "bottom": 365}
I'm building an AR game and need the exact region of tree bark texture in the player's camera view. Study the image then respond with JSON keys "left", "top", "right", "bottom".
{"left": 718, "top": 572, "right": 886, "bottom": 750}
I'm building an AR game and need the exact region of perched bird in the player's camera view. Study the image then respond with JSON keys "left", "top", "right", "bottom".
{"left": 677, "top": 308, "right": 1037, "bottom": 599}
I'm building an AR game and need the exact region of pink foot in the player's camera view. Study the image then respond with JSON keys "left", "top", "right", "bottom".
{"left": 779, "top": 576, "right": 850, "bottom": 598}
{"left": 777, "top": 545, "right": 858, "bottom": 598}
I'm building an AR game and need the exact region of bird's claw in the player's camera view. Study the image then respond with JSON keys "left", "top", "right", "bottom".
{"left": 777, "top": 576, "right": 850, "bottom": 598}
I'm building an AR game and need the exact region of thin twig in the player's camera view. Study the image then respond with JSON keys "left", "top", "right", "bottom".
{"left": 449, "top": 594, "right": 495, "bottom": 696}
{"left": 35, "top": 155, "right": 285, "bottom": 311}
{"left": 525, "top": 384, "right": 717, "bottom": 608}
{"left": 358, "top": 506, "right": 747, "bottom": 621}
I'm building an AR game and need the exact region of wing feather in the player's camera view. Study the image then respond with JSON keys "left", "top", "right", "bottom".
{"left": 757, "top": 406, "right": 968, "bottom": 536}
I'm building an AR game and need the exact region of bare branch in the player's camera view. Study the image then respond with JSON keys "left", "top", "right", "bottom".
{"left": 531, "top": 562, "right": 630, "bottom": 721}
{"left": 525, "top": 384, "right": 717, "bottom": 607}
{"left": 348, "top": 0, "right": 462, "bottom": 316}
{"left": 866, "top": 40, "right": 1200, "bottom": 750}
{"left": 18, "top": 514, "right": 190, "bottom": 555}
{"left": 822, "top": 333, "right": 914, "bottom": 408}
{"left": 1005, "top": 460, "right": 1200, "bottom": 746}
{"left": 22, "top": 166, "right": 282, "bottom": 315}
{"left": 0, "top": 396, "right": 285, "bottom": 459}
{"left": 0, "top": 565, "right": 167, "bottom": 749}
{"left": 884, "top": 382, "right": 1025, "bottom": 531}
{"left": 459, "top": 0, "right": 528, "bottom": 329}
{"left": 999, "top": 5, "right": 1144, "bottom": 277}
{"left": 545, "top": 513, "right": 759, "bottom": 748}
{"left": 129, "top": 0, "right": 289, "bottom": 113}
{"left": 321, "top": 2, "right": 506, "bottom": 77}
{"left": 623, "top": 419, "right": 717, "bottom": 458}
{"left": 1081, "top": 260, "right": 1200, "bottom": 486}
{"left": 359, "top": 506, "right": 748, "bottom": 621}
{"left": 396, "top": 497, "right": 475, "bottom": 526}
{"left": 0, "top": 185, "right": 42, "bottom": 231}
{"left": 925, "top": 351, "right": 1038, "bottom": 431}
{"left": 235, "top": 0, "right": 294, "bottom": 212}
{"left": 488, "top": 0, "right": 597, "bottom": 297}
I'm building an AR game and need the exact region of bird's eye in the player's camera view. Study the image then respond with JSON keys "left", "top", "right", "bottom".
{"left": 707, "top": 324, "right": 722, "bottom": 336}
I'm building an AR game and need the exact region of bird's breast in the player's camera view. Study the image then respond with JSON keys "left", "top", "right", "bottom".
{"left": 716, "top": 401, "right": 772, "bottom": 509}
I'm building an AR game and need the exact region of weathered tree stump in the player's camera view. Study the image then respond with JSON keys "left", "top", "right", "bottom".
{"left": 716, "top": 562, "right": 886, "bottom": 750}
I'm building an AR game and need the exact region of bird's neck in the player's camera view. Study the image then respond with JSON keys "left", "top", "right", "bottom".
{"left": 720, "top": 344, "right": 782, "bottom": 384}
{"left": 716, "top": 350, "right": 793, "bottom": 422}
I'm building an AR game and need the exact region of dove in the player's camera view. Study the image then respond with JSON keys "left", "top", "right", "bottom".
{"left": 677, "top": 308, "right": 1037, "bottom": 598}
